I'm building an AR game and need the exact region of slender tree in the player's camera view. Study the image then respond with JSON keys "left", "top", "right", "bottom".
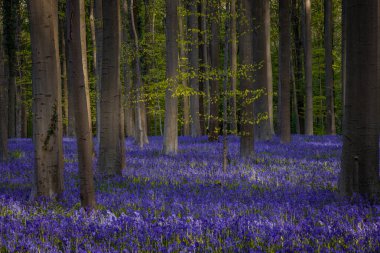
{"left": 0, "top": 20, "right": 7, "bottom": 162}
{"left": 188, "top": 0, "right": 201, "bottom": 137}
{"left": 303, "top": 0, "right": 313, "bottom": 135}
{"left": 239, "top": 0, "right": 254, "bottom": 158}
{"left": 279, "top": 0, "right": 291, "bottom": 143}
{"left": 94, "top": 0, "right": 102, "bottom": 140}
{"left": 208, "top": 0, "right": 220, "bottom": 142}
{"left": 252, "top": 0, "right": 274, "bottom": 141}
{"left": 324, "top": 0, "right": 335, "bottom": 135}
{"left": 98, "top": 0, "right": 125, "bottom": 176}
{"left": 339, "top": 1, "right": 380, "bottom": 199}
{"left": 163, "top": 0, "right": 179, "bottom": 154}
{"left": 29, "top": 0, "right": 64, "bottom": 198}
{"left": 66, "top": 0, "right": 96, "bottom": 210}
{"left": 230, "top": 0, "right": 238, "bottom": 133}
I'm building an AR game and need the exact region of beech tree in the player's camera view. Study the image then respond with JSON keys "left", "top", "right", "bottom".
{"left": 66, "top": 0, "right": 96, "bottom": 210}
{"left": 339, "top": 0, "right": 380, "bottom": 198}
{"left": 230, "top": 0, "right": 238, "bottom": 133}
{"left": 279, "top": 0, "right": 291, "bottom": 143}
{"left": 0, "top": 20, "right": 7, "bottom": 162}
{"left": 239, "top": 0, "right": 254, "bottom": 158}
{"left": 29, "top": 0, "right": 64, "bottom": 198}
{"left": 98, "top": 0, "right": 125, "bottom": 176}
{"left": 252, "top": 0, "right": 273, "bottom": 141}
{"left": 163, "top": 0, "right": 179, "bottom": 154}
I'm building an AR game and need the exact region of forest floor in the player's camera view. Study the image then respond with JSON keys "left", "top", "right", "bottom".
{"left": 0, "top": 136, "right": 379, "bottom": 252}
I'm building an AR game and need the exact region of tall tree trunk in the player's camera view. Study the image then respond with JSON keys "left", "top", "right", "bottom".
{"left": 122, "top": 0, "right": 135, "bottom": 138}
{"left": 0, "top": 21, "right": 8, "bottom": 161}
{"left": 89, "top": 0, "right": 97, "bottom": 75}
{"left": 29, "top": 0, "right": 64, "bottom": 198}
{"left": 163, "top": 0, "right": 179, "bottom": 155}
{"left": 303, "top": 0, "right": 313, "bottom": 135}
{"left": 94, "top": 0, "right": 102, "bottom": 141}
{"left": 279, "top": 0, "right": 291, "bottom": 143}
{"left": 188, "top": 0, "right": 201, "bottom": 137}
{"left": 198, "top": 0, "right": 207, "bottom": 136}
{"left": 339, "top": 0, "right": 380, "bottom": 198}
{"left": 3, "top": 0, "right": 17, "bottom": 138}
{"left": 324, "top": 0, "right": 335, "bottom": 135}
{"left": 291, "top": 57, "right": 301, "bottom": 134}
{"left": 66, "top": 0, "right": 96, "bottom": 210}
{"left": 239, "top": 0, "right": 254, "bottom": 158}
{"left": 179, "top": 0, "right": 190, "bottom": 136}
{"left": 208, "top": 1, "right": 220, "bottom": 142}
{"left": 98, "top": 0, "right": 125, "bottom": 176}
{"left": 252, "top": 0, "right": 273, "bottom": 141}
{"left": 230, "top": 0, "right": 238, "bottom": 134}
{"left": 341, "top": 0, "right": 346, "bottom": 112}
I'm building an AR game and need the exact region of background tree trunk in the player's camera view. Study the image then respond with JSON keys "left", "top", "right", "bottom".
{"left": 339, "top": 0, "right": 380, "bottom": 198}
{"left": 188, "top": 0, "right": 201, "bottom": 137}
{"left": 98, "top": 0, "right": 125, "bottom": 176}
{"left": 252, "top": 0, "right": 273, "bottom": 141}
{"left": 29, "top": 0, "right": 64, "bottom": 198}
{"left": 163, "top": 0, "right": 179, "bottom": 155}
{"left": 230, "top": 0, "right": 238, "bottom": 134}
{"left": 279, "top": 0, "right": 291, "bottom": 143}
{"left": 324, "top": 0, "right": 335, "bottom": 135}
{"left": 303, "top": 0, "right": 313, "bottom": 135}
{"left": 239, "top": 0, "right": 254, "bottom": 158}
{"left": 94, "top": 0, "right": 102, "bottom": 141}
{"left": 208, "top": 1, "right": 220, "bottom": 142}
{"left": 0, "top": 20, "right": 8, "bottom": 161}
{"left": 66, "top": 0, "right": 96, "bottom": 210}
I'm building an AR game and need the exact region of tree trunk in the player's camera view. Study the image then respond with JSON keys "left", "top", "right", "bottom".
{"left": 0, "top": 21, "right": 8, "bottom": 161}
{"left": 339, "top": 0, "right": 380, "bottom": 199}
{"left": 279, "top": 0, "right": 291, "bottom": 143}
{"left": 230, "top": 0, "right": 238, "bottom": 134}
{"left": 303, "top": 0, "right": 313, "bottom": 135}
{"left": 208, "top": 1, "right": 220, "bottom": 142}
{"left": 341, "top": 0, "right": 346, "bottom": 113}
{"left": 94, "top": 0, "right": 102, "bottom": 141}
{"left": 66, "top": 0, "right": 96, "bottom": 210}
{"left": 163, "top": 0, "right": 179, "bottom": 155}
{"left": 3, "top": 0, "right": 17, "bottom": 138}
{"left": 89, "top": 0, "right": 97, "bottom": 75}
{"left": 179, "top": 0, "right": 190, "bottom": 136}
{"left": 198, "top": 0, "right": 207, "bottom": 136}
{"left": 98, "top": 0, "right": 125, "bottom": 176}
{"left": 188, "top": 1, "right": 201, "bottom": 137}
{"left": 324, "top": 0, "right": 335, "bottom": 135}
{"left": 59, "top": 11, "right": 69, "bottom": 136}
{"left": 239, "top": 0, "right": 254, "bottom": 158}
{"left": 252, "top": 0, "right": 273, "bottom": 141}
{"left": 29, "top": 0, "right": 64, "bottom": 198}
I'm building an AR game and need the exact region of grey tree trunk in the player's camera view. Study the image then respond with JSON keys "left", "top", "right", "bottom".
{"left": 208, "top": 1, "right": 220, "bottom": 142}
{"left": 324, "top": 0, "right": 335, "bottom": 135}
{"left": 341, "top": 0, "right": 346, "bottom": 112}
{"left": 94, "top": 0, "right": 102, "bottom": 141}
{"left": 29, "top": 0, "right": 64, "bottom": 198}
{"left": 179, "top": 0, "right": 190, "bottom": 136}
{"left": 252, "top": 0, "right": 273, "bottom": 141}
{"left": 303, "top": 0, "right": 313, "bottom": 135}
{"left": 188, "top": 1, "right": 201, "bottom": 137}
{"left": 230, "top": 0, "right": 238, "bottom": 134}
{"left": 198, "top": 0, "right": 207, "bottom": 136}
{"left": 98, "top": 0, "right": 125, "bottom": 176}
{"left": 279, "top": 0, "right": 291, "bottom": 143}
{"left": 89, "top": 0, "right": 97, "bottom": 75}
{"left": 66, "top": 0, "right": 96, "bottom": 210}
{"left": 59, "top": 12, "right": 69, "bottom": 137}
{"left": 163, "top": 0, "right": 179, "bottom": 155}
{"left": 239, "top": 0, "right": 254, "bottom": 158}
{"left": 0, "top": 21, "right": 8, "bottom": 161}
{"left": 339, "top": 0, "right": 380, "bottom": 199}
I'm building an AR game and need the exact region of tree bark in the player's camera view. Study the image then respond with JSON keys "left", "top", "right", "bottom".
{"left": 0, "top": 21, "right": 8, "bottom": 161}
{"left": 188, "top": 1, "right": 201, "bottom": 137}
{"left": 163, "top": 0, "right": 179, "bottom": 155}
{"left": 89, "top": 0, "right": 97, "bottom": 75}
{"left": 339, "top": 0, "right": 380, "bottom": 198}
{"left": 230, "top": 0, "right": 238, "bottom": 134}
{"left": 179, "top": 0, "right": 190, "bottom": 136}
{"left": 98, "top": 0, "right": 125, "bottom": 176}
{"left": 279, "top": 0, "right": 291, "bottom": 143}
{"left": 94, "top": 0, "right": 102, "bottom": 141}
{"left": 252, "top": 0, "right": 273, "bottom": 141}
{"left": 303, "top": 0, "right": 313, "bottom": 135}
{"left": 66, "top": 0, "right": 96, "bottom": 210}
{"left": 324, "top": 0, "right": 336, "bottom": 135}
{"left": 239, "top": 0, "right": 254, "bottom": 158}
{"left": 208, "top": 1, "right": 220, "bottom": 142}
{"left": 29, "top": 0, "right": 64, "bottom": 198}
